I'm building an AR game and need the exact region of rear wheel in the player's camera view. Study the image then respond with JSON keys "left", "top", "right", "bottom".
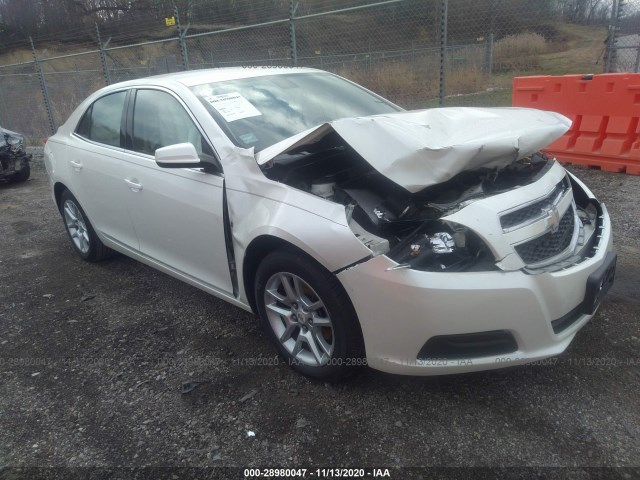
{"left": 255, "top": 249, "right": 365, "bottom": 381}
{"left": 59, "top": 189, "right": 112, "bottom": 262}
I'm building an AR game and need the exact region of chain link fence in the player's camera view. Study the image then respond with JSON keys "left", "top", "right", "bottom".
{"left": 105, "top": 41, "right": 185, "bottom": 82}
{"left": 0, "top": 63, "right": 48, "bottom": 140}
{"left": 0, "top": 0, "right": 630, "bottom": 144}
{"left": 606, "top": 0, "right": 640, "bottom": 73}
{"left": 41, "top": 52, "right": 105, "bottom": 129}
{"left": 186, "top": 22, "right": 292, "bottom": 70}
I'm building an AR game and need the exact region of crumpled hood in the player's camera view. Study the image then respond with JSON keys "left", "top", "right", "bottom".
{"left": 256, "top": 107, "right": 572, "bottom": 193}
{"left": 0, "top": 127, "right": 25, "bottom": 149}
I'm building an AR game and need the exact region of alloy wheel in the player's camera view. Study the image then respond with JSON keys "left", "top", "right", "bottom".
{"left": 263, "top": 272, "right": 334, "bottom": 367}
{"left": 63, "top": 199, "right": 90, "bottom": 254}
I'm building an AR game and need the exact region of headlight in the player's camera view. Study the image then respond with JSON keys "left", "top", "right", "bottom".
{"left": 387, "top": 221, "right": 496, "bottom": 272}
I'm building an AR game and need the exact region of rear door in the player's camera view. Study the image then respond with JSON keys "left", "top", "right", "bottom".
{"left": 120, "top": 87, "right": 233, "bottom": 294}
{"left": 67, "top": 89, "right": 139, "bottom": 250}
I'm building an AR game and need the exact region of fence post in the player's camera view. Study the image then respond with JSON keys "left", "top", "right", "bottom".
{"left": 289, "top": 0, "right": 299, "bottom": 67}
{"left": 175, "top": 5, "right": 190, "bottom": 71}
{"left": 95, "top": 23, "right": 111, "bottom": 86}
{"left": 438, "top": 0, "right": 448, "bottom": 107}
{"left": 605, "top": 0, "right": 620, "bottom": 72}
{"left": 486, "top": 33, "right": 494, "bottom": 77}
{"left": 30, "top": 37, "right": 56, "bottom": 135}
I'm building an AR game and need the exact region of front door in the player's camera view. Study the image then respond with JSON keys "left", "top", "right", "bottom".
{"left": 120, "top": 88, "right": 233, "bottom": 294}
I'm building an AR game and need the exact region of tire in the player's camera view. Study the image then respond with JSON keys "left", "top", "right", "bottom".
{"left": 255, "top": 248, "right": 365, "bottom": 381}
{"left": 59, "top": 189, "right": 112, "bottom": 262}
{"left": 9, "top": 163, "right": 30, "bottom": 183}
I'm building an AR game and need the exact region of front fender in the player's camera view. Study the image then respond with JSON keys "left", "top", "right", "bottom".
{"left": 225, "top": 188, "right": 371, "bottom": 305}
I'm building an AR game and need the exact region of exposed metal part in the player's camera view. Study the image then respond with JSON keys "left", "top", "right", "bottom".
{"left": 430, "top": 232, "right": 456, "bottom": 254}
{"left": 310, "top": 179, "right": 335, "bottom": 199}
{"left": 386, "top": 263, "right": 411, "bottom": 271}
{"left": 348, "top": 218, "right": 389, "bottom": 256}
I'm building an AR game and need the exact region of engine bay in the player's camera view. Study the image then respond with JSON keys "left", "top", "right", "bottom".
{"left": 261, "top": 131, "right": 556, "bottom": 272}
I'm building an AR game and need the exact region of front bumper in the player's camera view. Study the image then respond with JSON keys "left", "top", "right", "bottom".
{"left": 337, "top": 204, "right": 614, "bottom": 376}
{"left": 0, "top": 150, "right": 30, "bottom": 178}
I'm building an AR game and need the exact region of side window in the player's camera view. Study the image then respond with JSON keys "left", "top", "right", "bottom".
{"left": 75, "top": 91, "right": 126, "bottom": 147}
{"left": 131, "top": 89, "right": 213, "bottom": 159}
{"left": 76, "top": 106, "right": 92, "bottom": 138}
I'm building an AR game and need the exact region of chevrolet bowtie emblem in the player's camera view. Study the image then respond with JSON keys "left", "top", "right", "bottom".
{"left": 544, "top": 206, "right": 561, "bottom": 233}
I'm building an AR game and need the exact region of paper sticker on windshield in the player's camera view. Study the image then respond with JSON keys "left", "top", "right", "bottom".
{"left": 204, "top": 93, "right": 261, "bottom": 122}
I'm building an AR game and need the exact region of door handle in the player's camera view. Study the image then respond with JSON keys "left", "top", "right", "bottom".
{"left": 124, "top": 179, "right": 143, "bottom": 192}
{"left": 69, "top": 160, "right": 82, "bottom": 171}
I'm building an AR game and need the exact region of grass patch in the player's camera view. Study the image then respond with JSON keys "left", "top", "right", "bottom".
{"left": 446, "top": 65, "right": 487, "bottom": 95}
{"left": 537, "top": 23, "right": 607, "bottom": 74}
{"left": 337, "top": 62, "right": 437, "bottom": 108}
{"left": 494, "top": 32, "right": 549, "bottom": 61}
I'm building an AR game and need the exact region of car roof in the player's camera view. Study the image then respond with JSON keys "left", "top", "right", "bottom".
{"left": 106, "top": 67, "right": 323, "bottom": 90}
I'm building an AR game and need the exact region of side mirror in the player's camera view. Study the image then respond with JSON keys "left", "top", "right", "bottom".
{"left": 155, "top": 143, "right": 202, "bottom": 169}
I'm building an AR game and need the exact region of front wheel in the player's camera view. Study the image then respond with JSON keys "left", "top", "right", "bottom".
{"left": 59, "top": 189, "right": 112, "bottom": 262}
{"left": 255, "top": 249, "right": 365, "bottom": 381}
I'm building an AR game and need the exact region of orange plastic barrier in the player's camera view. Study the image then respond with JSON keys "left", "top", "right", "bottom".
{"left": 512, "top": 73, "right": 640, "bottom": 175}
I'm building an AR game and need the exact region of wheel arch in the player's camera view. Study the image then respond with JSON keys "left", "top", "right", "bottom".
{"left": 53, "top": 182, "right": 69, "bottom": 211}
{"left": 242, "top": 235, "right": 310, "bottom": 314}
{"left": 242, "top": 234, "right": 364, "bottom": 317}
{"left": 241, "top": 234, "right": 366, "bottom": 352}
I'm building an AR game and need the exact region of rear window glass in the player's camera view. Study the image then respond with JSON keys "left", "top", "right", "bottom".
{"left": 76, "top": 91, "right": 126, "bottom": 147}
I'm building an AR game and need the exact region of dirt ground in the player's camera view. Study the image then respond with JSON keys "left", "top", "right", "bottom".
{"left": 1, "top": 150, "right": 639, "bottom": 479}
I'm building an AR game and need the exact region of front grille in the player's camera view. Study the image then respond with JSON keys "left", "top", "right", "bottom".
{"left": 500, "top": 180, "right": 567, "bottom": 230}
{"left": 514, "top": 207, "right": 575, "bottom": 264}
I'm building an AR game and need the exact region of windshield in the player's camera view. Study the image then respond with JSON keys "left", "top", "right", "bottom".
{"left": 189, "top": 72, "right": 401, "bottom": 152}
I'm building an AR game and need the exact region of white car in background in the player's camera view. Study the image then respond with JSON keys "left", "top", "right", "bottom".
{"left": 44, "top": 68, "right": 616, "bottom": 380}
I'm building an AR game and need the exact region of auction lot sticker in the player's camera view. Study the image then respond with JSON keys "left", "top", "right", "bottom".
{"left": 204, "top": 92, "right": 262, "bottom": 122}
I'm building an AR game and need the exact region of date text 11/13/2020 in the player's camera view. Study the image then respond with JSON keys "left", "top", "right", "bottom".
{"left": 244, "top": 468, "right": 391, "bottom": 478}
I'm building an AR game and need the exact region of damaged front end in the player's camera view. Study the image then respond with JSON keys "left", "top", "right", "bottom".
{"left": 258, "top": 108, "right": 602, "bottom": 274}
{"left": 0, "top": 127, "right": 31, "bottom": 183}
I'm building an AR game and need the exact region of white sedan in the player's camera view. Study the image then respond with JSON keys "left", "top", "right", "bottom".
{"left": 44, "top": 67, "right": 616, "bottom": 380}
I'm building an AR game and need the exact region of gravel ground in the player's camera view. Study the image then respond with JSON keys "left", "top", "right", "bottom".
{"left": 1, "top": 150, "right": 639, "bottom": 479}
